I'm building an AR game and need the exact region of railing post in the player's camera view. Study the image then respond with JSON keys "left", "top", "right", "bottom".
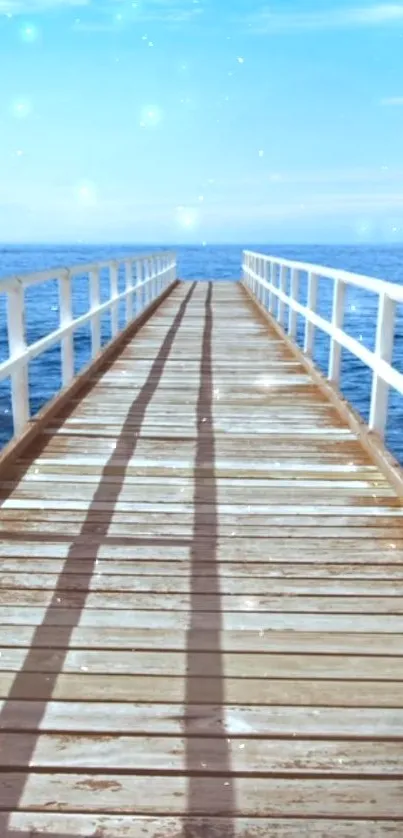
{"left": 154, "top": 255, "right": 160, "bottom": 295}
{"left": 259, "top": 257, "right": 264, "bottom": 304}
{"left": 278, "top": 265, "right": 287, "bottom": 327}
{"left": 328, "top": 277, "right": 346, "bottom": 384}
{"left": 246, "top": 252, "right": 251, "bottom": 289}
{"left": 269, "top": 262, "right": 276, "bottom": 314}
{"left": 288, "top": 268, "right": 299, "bottom": 338}
{"left": 7, "top": 281, "right": 29, "bottom": 436}
{"left": 369, "top": 293, "right": 396, "bottom": 438}
{"left": 170, "top": 253, "right": 176, "bottom": 286}
{"left": 110, "top": 262, "right": 119, "bottom": 338}
{"left": 59, "top": 269, "right": 74, "bottom": 386}
{"left": 262, "top": 259, "right": 269, "bottom": 309}
{"left": 142, "top": 259, "right": 148, "bottom": 309}
{"left": 251, "top": 254, "right": 255, "bottom": 296}
{"left": 125, "top": 260, "right": 133, "bottom": 323}
{"left": 89, "top": 267, "right": 101, "bottom": 357}
{"left": 135, "top": 259, "right": 142, "bottom": 312}
{"left": 148, "top": 258, "right": 153, "bottom": 303}
{"left": 304, "top": 272, "right": 318, "bottom": 355}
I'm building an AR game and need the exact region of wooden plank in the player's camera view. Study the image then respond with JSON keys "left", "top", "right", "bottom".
{"left": 2, "top": 733, "right": 403, "bottom": 774}
{"left": 0, "top": 538, "right": 402, "bottom": 561}
{"left": 3, "top": 572, "right": 403, "bottom": 595}
{"left": 1, "top": 648, "right": 402, "bottom": 679}
{"left": 1, "top": 590, "right": 403, "bottom": 612}
{"left": 2, "top": 606, "right": 403, "bottom": 632}
{"left": 1, "top": 672, "right": 403, "bottom": 705}
{"left": 3, "top": 559, "right": 403, "bottom": 578}
{"left": 2, "top": 701, "right": 403, "bottom": 738}
{"left": 0, "top": 521, "right": 401, "bottom": 538}
{"left": 0, "top": 623, "right": 401, "bottom": 650}
{"left": 1, "top": 774, "right": 403, "bottom": 816}
{"left": 4, "top": 814, "right": 403, "bottom": 838}
{"left": 1, "top": 627, "right": 403, "bottom": 654}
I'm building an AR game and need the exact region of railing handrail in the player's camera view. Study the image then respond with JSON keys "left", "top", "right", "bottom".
{"left": 0, "top": 249, "right": 176, "bottom": 291}
{"left": 0, "top": 250, "right": 177, "bottom": 443}
{"left": 242, "top": 249, "right": 403, "bottom": 441}
{"left": 243, "top": 249, "right": 403, "bottom": 304}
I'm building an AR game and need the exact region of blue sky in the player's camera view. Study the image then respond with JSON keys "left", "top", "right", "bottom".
{"left": 0, "top": 0, "right": 403, "bottom": 243}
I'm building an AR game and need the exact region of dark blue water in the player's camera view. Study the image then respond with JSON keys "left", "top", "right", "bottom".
{"left": 0, "top": 244, "right": 402, "bottom": 463}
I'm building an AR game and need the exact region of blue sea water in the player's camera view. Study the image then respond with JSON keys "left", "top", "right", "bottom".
{"left": 0, "top": 243, "right": 402, "bottom": 464}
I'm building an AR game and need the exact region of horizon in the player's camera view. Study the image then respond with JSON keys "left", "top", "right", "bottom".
{"left": 2, "top": 241, "right": 403, "bottom": 248}
{"left": 1, "top": 0, "right": 403, "bottom": 244}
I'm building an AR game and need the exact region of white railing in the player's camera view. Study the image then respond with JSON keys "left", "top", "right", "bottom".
{"left": 242, "top": 249, "right": 403, "bottom": 440}
{"left": 0, "top": 250, "right": 176, "bottom": 440}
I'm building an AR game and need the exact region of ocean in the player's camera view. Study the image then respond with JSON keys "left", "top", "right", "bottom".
{"left": 0, "top": 243, "right": 402, "bottom": 464}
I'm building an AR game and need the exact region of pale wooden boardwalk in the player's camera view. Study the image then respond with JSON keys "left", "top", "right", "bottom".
{"left": 0, "top": 280, "right": 402, "bottom": 836}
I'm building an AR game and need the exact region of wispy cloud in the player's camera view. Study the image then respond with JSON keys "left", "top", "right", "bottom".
{"left": 0, "top": 0, "right": 202, "bottom": 21}
{"left": 0, "top": 0, "right": 88, "bottom": 11}
{"left": 247, "top": 3, "right": 403, "bottom": 33}
{"left": 380, "top": 96, "right": 403, "bottom": 105}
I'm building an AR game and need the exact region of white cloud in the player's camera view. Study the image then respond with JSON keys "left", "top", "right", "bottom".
{"left": 0, "top": 0, "right": 201, "bottom": 20}
{"left": 380, "top": 96, "right": 403, "bottom": 105}
{"left": 248, "top": 3, "right": 403, "bottom": 33}
{"left": 0, "top": 0, "right": 88, "bottom": 11}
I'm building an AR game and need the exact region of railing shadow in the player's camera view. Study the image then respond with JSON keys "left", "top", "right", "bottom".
{"left": 0, "top": 282, "right": 196, "bottom": 835}
{"left": 184, "top": 282, "right": 235, "bottom": 836}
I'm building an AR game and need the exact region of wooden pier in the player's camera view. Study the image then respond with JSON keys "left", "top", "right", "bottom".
{"left": 0, "top": 252, "right": 403, "bottom": 836}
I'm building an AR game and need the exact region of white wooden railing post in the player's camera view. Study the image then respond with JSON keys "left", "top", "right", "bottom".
{"left": 151, "top": 256, "right": 156, "bottom": 299}
{"left": 304, "top": 272, "right": 318, "bottom": 355}
{"left": 288, "top": 268, "right": 299, "bottom": 338}
{"left": 269, "top": 262, "right": 276, "bottom": 314}
{"left": 89, "top": 268, "right": 101, "bottom": 357}
{"left": 135, "top": 259, "right": 142, "bottom": 313}
{"left": 170, "top": 253, "right": 176, "bottom": 286}
{"left": 142, "top": 259, "right": 148, "bottom": 309}
{"left": 125, "top": 260, "right": 133, "bottom": 324}
{"left": 328, "top": 278, "right": 346, "bottom": 384}
{"left": 369, "top": 293, "right": 396, "bottom": 438}
{"left": 59, "top": 269, "right": 74, "bottom": 386}
{"left": 278, "top": 265, "right": 287, "bottom": 327}
{"left": 110, "top": 262, "right": 119, "bottom": 338}
{"left": 7, "top": 281, "right": 29, "bottom": 435}
{"left": 259, "top": 257, "right": 265, "bottom": 304}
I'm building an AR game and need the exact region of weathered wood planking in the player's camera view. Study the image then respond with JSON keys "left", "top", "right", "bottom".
{"left": 0, "top": 279, "right": 402, "bottom": 837}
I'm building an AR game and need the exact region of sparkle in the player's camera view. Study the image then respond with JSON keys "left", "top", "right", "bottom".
{"left": 140, "top": 106, "right": 162, "bottom": 128}
{"left": 76, "top": 182, "right": 97, "bottom": 207}
{"left": 237, "top": 56, "right": 244, "bottom": 63}
{"left": 12, "top": 98, "right": 32, "bottom": 118}
{"left": 16, "top": 149, "right": 24, "bottom": 157}
{"left": 176, "top": 206, "right": 198, "bottom": 228}
{"left": 20, "top": 23, "right": 39, "bottom": 43}
{"left": 258, "top": 149, "right": 264, "bottom": 157}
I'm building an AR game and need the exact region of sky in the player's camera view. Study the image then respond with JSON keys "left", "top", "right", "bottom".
{"left": 0, "top": 0, "right": 403, "bottom": 243}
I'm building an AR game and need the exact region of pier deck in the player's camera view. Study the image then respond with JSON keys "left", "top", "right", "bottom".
{"left": 0, "top": 280, "right": 402, "bottom": 836}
